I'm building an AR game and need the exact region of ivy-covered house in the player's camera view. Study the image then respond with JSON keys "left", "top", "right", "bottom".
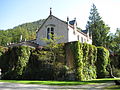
{"left": 1, "top": 9, "right": 111, "bottom": 81}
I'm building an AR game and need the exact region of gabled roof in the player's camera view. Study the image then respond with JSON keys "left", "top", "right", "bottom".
{"left": 36, "top": 15, "right": 67, "bottom": 33}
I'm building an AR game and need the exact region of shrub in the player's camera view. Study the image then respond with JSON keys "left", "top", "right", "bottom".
{"left": 23, "top": 50, "right": 54, "bottom": 80}
{"left": 23, "top": 48, "right": 67, "bottom": 80}
{"left": 112, "top": 67, "right": 120, "bottom": 77}
{"left": 53, "top": 62, "right": 67, "bottom": 80}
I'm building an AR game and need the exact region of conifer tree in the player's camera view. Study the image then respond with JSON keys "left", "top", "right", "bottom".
{"left": 86, "top": 4, "right": 110, "bottom": 47}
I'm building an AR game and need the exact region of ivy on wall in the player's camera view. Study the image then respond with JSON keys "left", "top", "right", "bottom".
{"left": 96, "top": 47, "right": 109, "bottom": 78}
{"left": 71, "top": 41, "right": 83, "bottom": 81}
{"left": 82, "top": 43, "right": 97, "bottom": 80}
{"left": 70, "top": 41, "right": 109, "bottom": 81}
{"left": 0, "top": 46, "right": 31, "bottom": 79}
{"left": 0, "top": 46, "right": 66, "bottom": 80}
{"left": 70, "top": 42, "right": 97, "bottom": 81}
{"left": 0, "top": 42, "right": 110, "bottom": 80}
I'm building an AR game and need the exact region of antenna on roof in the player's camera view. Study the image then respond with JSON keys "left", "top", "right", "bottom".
{"left": 50, "top": 7, "right": 52, "bottom": 15}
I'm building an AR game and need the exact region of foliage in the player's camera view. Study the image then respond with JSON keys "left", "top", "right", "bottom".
{"left": 42, "top": 34, "right": 64, "bottom": 63}
{"left": 70, "top": 41, "right": 97, "bottom": 81}
{"left": 23, "top": 34, "right": 66, "bottom": 80}
{"left": 0, "top": 44, "right": 66, "bottom": 80}
{"left": 96, "top": 47, "right": 109, "bottom": 78}
{"left": 0, "top": 46, "right": 8, "bottom": 57}
{"left": 0, "top": 46, "right": 31, "bottom": 80}
{"left": 0, "top": 34, "right": 66, "bottom": 80}
{"left": 105, "top": 29, "right": 120, "bottom": 77}
{"left": 0, "top": 42, "right": 110, "bottom": 81}
{"left": 86, "top": 4, "right": 110, "bottom": 47}
{"left": 82, "top": 43, "right": 97, "bottom": 80}
{"left": 111, "top": 68, "right": 120, "bottom": 77}
{"left": 23, "top": 49, "right": 54, "bottom": 80}
{"left": 53, "top": 62, "right": 68, "bottom": 80}
{"left": 0, "top": 19, "right": 44, "bottom": 46}
{"left": 71, "top": 41, "right": 83, "bottom": 81}
{"left": 70, "top": 41, "right": 109, "bottom": 80}
{"left": 107, "top": 29, "right": 120, "bottom": 55}
{"left": 23, "top": 49, "right": 66, "bottom": 80}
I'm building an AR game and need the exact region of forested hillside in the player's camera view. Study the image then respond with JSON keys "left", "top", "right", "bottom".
{"left": 0, "top": 19, "right": 44, "bottom": 46}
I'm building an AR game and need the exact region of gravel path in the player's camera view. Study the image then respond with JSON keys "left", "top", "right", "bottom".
{"left": 0, "top": 82, "right": 115, "bottom": 90}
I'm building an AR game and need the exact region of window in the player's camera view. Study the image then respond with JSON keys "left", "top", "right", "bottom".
{"left": 81, "top": 37, "right": 83, "bottom": 43}
{"left": 51, "top": 27, "right": 54, "bottom": 40}
{"left": 77, "top": 35, "right": 79, "bottom": 41}
{"left": 47, "top": 27, "right": 54, "bottom": 40}
{"left": 84, "top": 39, "right": 86, "bottom": 42}
{"left": 47, "top": 28, "right": 50, "bottom": 39}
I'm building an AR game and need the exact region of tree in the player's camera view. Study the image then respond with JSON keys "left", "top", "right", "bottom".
{"left": 106, "top": 28, "right": 120, "bottom": 77}
{"left": 42, "top": 34, "right": 64, "bottom": 63}
{"left": 107, "top": 28, "right": 120, "bottom": 56}
{"left": 86, "top": 4, "right": 110, "bottom": 47}
{"left": 0, "top": 19, "right": 44, "bottom": 46}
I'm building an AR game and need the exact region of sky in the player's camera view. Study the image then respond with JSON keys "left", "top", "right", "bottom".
{"left": 0, "top": 0, "right": 120, "bottom": 33}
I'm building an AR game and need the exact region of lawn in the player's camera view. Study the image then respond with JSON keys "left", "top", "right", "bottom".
{"left": 0, "top": 78, "right": 120, "bottom": 85}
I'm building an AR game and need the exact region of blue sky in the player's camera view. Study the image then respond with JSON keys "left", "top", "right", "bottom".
{"left": 0, "top": 0, "right": 120, "bottom": 33}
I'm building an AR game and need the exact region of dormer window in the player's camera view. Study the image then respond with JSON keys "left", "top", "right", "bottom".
{"left": 47, "top": 27, "right": 54, "bottom": 40}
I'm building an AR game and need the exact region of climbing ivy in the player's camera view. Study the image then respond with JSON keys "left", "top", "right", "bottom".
{"left": 71, "top": 41, "right": 97, "bottom": 81}
{"left": 0, "top": 42, "right": 110, "bottom": 80}
{"left": 96, "top": 47, "right": 109, "bottom": 78}
{"left": 71, "top": 41, "right": 83, "bottom": 81}
{"left": 0, "top": 46, "right": 31, "bottom": 79}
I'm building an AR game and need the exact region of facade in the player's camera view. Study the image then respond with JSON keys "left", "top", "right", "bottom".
{"left": 34, "top": 10, "right": 92, "bottom": 46}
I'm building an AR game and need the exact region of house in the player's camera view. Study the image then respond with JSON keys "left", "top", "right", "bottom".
{"left": 33, "top": 8, "right": 92, "bottom": 46}
{"left": 8, "top": 8, "right": 92, "bottom": 48}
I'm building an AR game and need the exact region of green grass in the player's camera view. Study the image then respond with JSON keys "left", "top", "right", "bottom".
{"left": 0, "top": 78, "right": 120, "bottom": 85}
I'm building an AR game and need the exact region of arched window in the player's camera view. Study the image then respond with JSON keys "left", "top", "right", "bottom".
{"left": 47, "top": 28, "right": 50, "bottom": 39}
{"left": 47, "top": 27, "right": 54, "bottom": 40}
{"left": 51, "top": 27, "right": 54, "bottom": 40}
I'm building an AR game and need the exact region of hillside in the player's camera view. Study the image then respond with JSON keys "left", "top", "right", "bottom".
{"left": 14, "top": 19, "right": 45, "bottom": 32}
{"left": 0, "top": 19, "right": 45, "bottom": 46}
